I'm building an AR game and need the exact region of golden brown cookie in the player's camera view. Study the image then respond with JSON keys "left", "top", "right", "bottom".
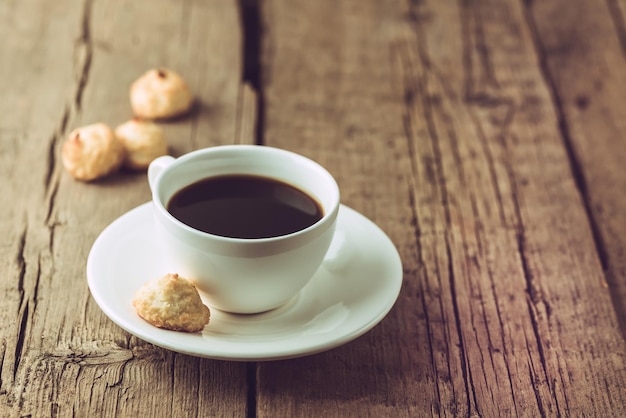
{"left": 132, "top": 273, "right": 210, "bottom": 333}
{"left": 61, "top": 123, "right": 125, "bottom": 181}
{"left": 130, "top": 68, "right": 194, "bottom": 120}
{"left": 115, "top": 118, "right": 168, "bottom": 170}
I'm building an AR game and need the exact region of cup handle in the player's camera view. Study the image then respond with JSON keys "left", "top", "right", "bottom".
{"left": 148, "top": 155, "right": 176, "bottom": 192}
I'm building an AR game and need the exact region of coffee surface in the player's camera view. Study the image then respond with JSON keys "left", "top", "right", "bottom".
{"left": 167, "top": 175, "right": 323, "bottom": 239}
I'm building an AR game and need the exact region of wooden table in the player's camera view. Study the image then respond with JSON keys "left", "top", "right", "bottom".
{"left": 2, "top": 0, "right": 626, "bottom": 416}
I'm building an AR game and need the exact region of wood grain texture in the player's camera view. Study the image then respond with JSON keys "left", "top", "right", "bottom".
{"left": 257, "top": 1, "right": 424, "bottom": 416}
{"left": 527, "top": 0, "right": 626, "bottom": 337}
{"left": 399, "top": 1, "right": 626, "bottom": 415}
{"left": 0, "top": 0, "right": 251, "bottom": 416}
{"left": 256, "top": 0, "right": 626, "bottom": 416}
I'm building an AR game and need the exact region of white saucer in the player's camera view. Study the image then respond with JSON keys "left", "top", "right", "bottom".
{"left": 87, "top": 202, "right": 402, "bottom": 361}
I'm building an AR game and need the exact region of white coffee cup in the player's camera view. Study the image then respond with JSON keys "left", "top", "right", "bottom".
{"left": 147, "top": 145, "right": 340, "bottom": 314}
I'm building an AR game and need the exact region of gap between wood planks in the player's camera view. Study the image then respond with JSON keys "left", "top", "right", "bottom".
{"left": 238, "top": 1, "right": 263, "bottom": 417}
{"left": 239, "top": 0, "right": 265, "bottom": 148}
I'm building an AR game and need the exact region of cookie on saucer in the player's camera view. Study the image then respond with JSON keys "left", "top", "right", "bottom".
{"left": 132, "top": 273, "right": 210, "bottom": 333}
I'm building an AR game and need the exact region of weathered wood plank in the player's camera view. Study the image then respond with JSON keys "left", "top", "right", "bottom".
{"left": 0, "top": 0, "right": 251, "bottom": 416}
{"left": 527, "top": 0, "right": 626, "bottom": 337}
{"left": 402, "top": 0, "right": 626, "bottom": 415}
{"left": 0, "top": 1, "right": 86, "bottom": 415}
{"left": 256, "top": 0, "right": 626, "bottom": 416}
{"left": 256, "top": 1, "right": 437, "bottom": 417}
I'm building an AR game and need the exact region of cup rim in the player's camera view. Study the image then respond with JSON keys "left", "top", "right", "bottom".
{"left": 150, "top": 145, "right": 341, "bottom": 247}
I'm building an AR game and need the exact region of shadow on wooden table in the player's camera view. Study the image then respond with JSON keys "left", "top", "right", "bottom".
{"left": 253, "top": 299, "right": 423, "bottom": 416}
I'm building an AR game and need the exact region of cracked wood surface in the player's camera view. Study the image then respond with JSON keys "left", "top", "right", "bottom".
{"left": 1, "top": 0, "right": 625, "bottom": 417}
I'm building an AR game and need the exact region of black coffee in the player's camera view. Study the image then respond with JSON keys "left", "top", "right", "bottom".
{"left": 167, "top": 174, "right": 323, "bottom": 239}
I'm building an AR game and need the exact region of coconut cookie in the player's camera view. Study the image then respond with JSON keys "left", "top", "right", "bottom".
{"left": 62, "top": 123, "right": 125, "bottom": 181}
{"left": 130, "top": 68, "right": 193, "bottom": 120}
{"left": 132, "top": 273, "right": 210, "bottom": 333}
{"left": 115, "top": 118, "right": 168, "bottom": 170}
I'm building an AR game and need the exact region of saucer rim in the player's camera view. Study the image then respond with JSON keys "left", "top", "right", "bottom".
{"left": 87, "top": 202, "right": 403, "bottom": 361}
